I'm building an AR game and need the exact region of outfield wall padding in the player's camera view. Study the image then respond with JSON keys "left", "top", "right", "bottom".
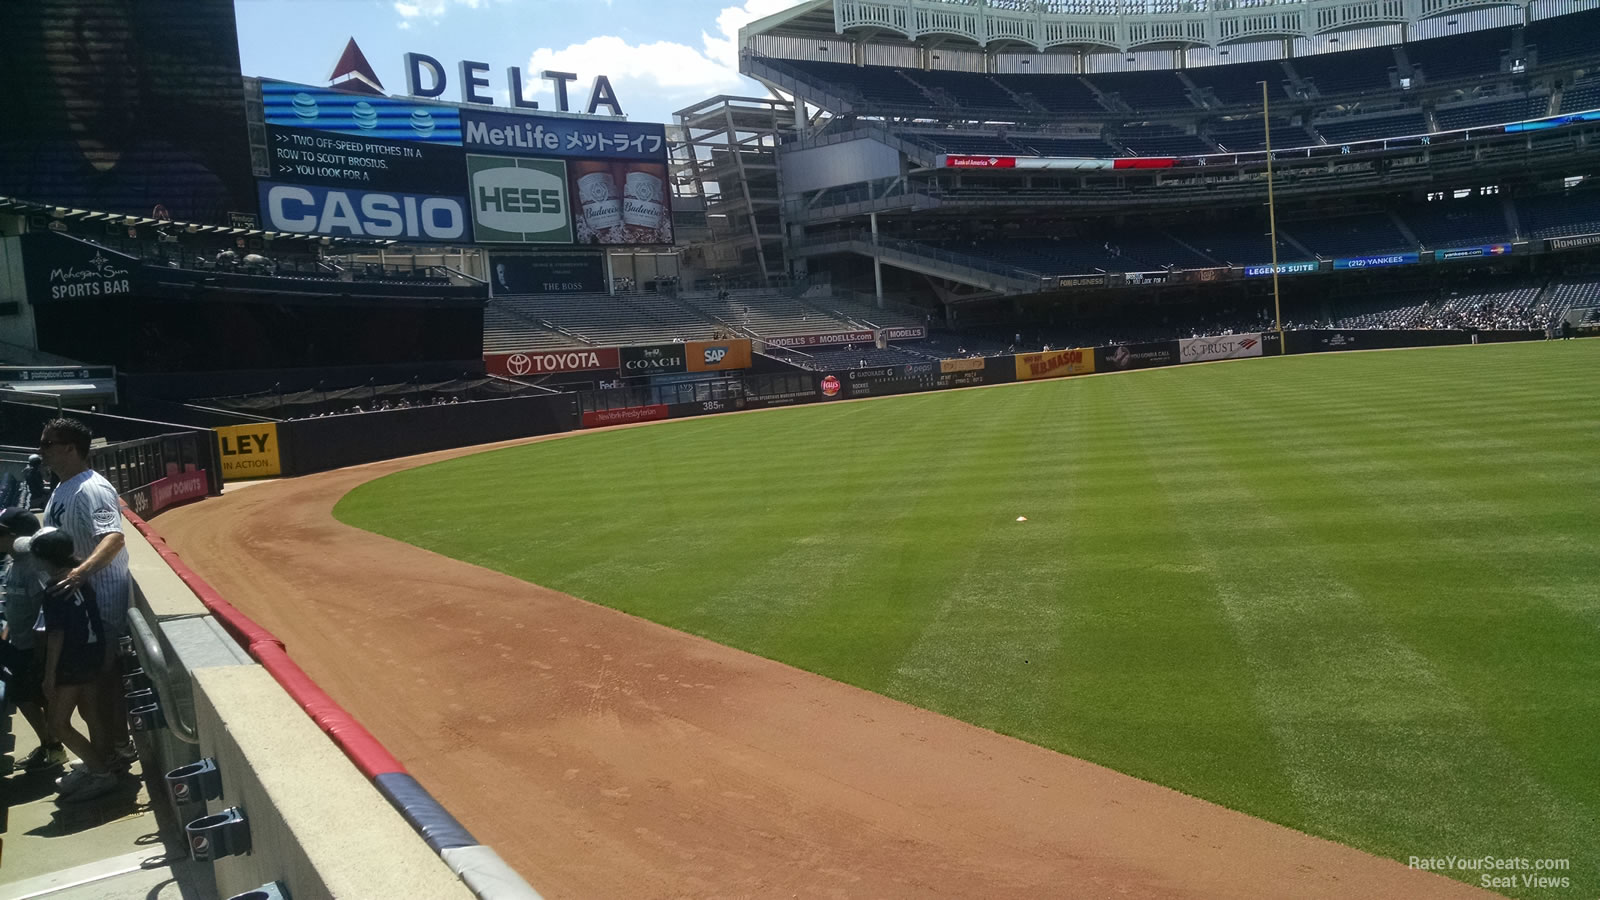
{"left": 279, "top": 392, "right": 577, "bottom": 475}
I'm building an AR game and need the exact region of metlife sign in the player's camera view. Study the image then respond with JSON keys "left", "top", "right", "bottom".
{"left": 467, "top": 156, "right": 572, "bottom": 243}
{"left": 461, "top": 110, "right": 667, "bottom": 161}
{"left": 258, "top": 182, "right": 471, "bottom": 242}
{"left": 1333, "top": 252, "right": 1420, "bottom": 270}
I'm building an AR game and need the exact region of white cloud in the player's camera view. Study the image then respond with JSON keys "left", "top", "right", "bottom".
{"left": 515, "top": 0, "right": 796, "bottom": 120}
{"left": 393, "top": 0, "right": 485, "bottom": 21}
{"left": 703, "top": 0, "right": 796, "bottom": 69}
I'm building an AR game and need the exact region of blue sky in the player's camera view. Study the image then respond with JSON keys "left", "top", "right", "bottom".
{"left": 233, "top": 0, "right": 797, "bottom": 125}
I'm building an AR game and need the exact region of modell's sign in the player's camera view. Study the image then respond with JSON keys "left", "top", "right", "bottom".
{"left": 486, "top": 348, "right": 620, "bottom": 376}
{"left": 763, "top": 331, "right": 875, "bottom": 349}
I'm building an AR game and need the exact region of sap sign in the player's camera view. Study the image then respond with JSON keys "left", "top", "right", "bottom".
{"left": 466, "top": 155, "right": 572, "bottom": 243}
{"left": 258, "top": 182, "right": 471, "bottom": 242}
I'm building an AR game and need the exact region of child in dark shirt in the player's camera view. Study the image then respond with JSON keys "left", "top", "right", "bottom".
{"left": 18, "top": 528, "right": 116, "bottom": 801}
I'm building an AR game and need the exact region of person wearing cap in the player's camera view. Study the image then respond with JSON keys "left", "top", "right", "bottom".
{"left": 37, "top": 417, "right": 133, "bottom": 763}
{"left": 17, "top": 528, "right": 118, "bottom": 802}
{"left": 0, "top": 507, "right": 65, "bottom": 772}
{"left": 21, "top": 454, "right": 49, "bottom": 512}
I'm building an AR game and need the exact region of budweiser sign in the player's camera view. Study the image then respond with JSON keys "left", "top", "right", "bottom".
{"left": 486, "top": 348, "right": 620, "bottom": 376}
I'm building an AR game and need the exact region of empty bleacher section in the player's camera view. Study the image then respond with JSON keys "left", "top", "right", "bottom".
{"left": 1527, "top": 8, "right": 1600, "bottom": 65}
{"left": 1187, "top": 228, "right": 1309, "bottom": 266}
{"left": 681, "top": 288, "right": 864, "bottom": 336}
{"left": 1291, "top": 47, "right": 1398, "bottom": 96}
{"left": 483, "top": 303, "right": 582, "bottom": 352}
{"left": 1285, "top": 212, "right": 1413, "bottom": 257}
{"left": 1404, "top": 196, "right": 1511, "bottom": 248}
{"left": 1542, "top": 277, "right": 1600, "bottom": 321}
{"left": 1517, "top": 190, "right": 1600, "bottom": 238}
{"left": 989, "top": 73, "right": 1105, "bottom": 114}
{"left": 1434, "top": 95, "right": 1551, "bottom": 130}
{"left": 1406, "top": 30, "right": 1508, "bottom": 85}
{"left": 491, "top": 293, "right": 717, "bottom": 348}
{"left": 1205, "top": 116, "right": 1294, "bottom": 153}
{"left": 1560, "top": 77, "right": 1600, "bottom": 113}
{"left": 1190, "top": 60, "right": 1293, "bottom": 108}
{"left": 1089, "top": 71, "right": 1197, "bottom": 112}
{"left": 1314, "top": 110, "right": 1429, "bottom": 144}
{"left": 1115, "top": 124, "right": 1213, "bottom": 157}
{"left": 909, "top": 69, "right": 1026, "bottom": 113}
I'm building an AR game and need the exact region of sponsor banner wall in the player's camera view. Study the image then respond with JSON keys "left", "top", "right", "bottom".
{"left": 879, "top": 325, "right": 928, "bottom": 341}
{"left": 487, "top": 348, "right": 619, "bottom": 376}
{"left": 1284, "top": 329, "right": 1471, "bottom": 354}
{"left": 939, "top": 357, "right": 986, "bottom": 374}
{"left": 1057, "top": 274, "right": 1109, "bottom": 289}
{"left": 263, "top": 124, "right": 466, "bottom": 193}
{"left": 1014, "top": 348, "right": 1095, "bottom": 381}
{"left": 1123, "top": 271, "right": 1170, "bottom": 286}
{"left": 582, "top": 404, "right": 668, "bottom": 427}
{"left": 1244, "top": 261, "right": 1319, "bottom": 277}
{"left": 1434, "top": 243, "right": 1513, "bottom": 262}
{"left": 1546, "top": 233, "right": 1600, "bottom": 251}
{"left": 666, "top": 398, "right": 736, "bottom": 418}
{"left": 1178, "top": 333, "right": 1263, "bottom": 363}
{"left": 489, "top": 253, "right": 605, "bottom": 295}
{"left": 22, "top": 234, "right": 143, "bottom": 303}
{"left": 1095, "top": 341, "right": 1180, "bottom": 371}
{"left": 764, "top": 331, "right": 875, "bottom": 349}
{"left": 150, "top": 469, "right": 209, "bottom": 514}
{"left": 1333, "top": 252, "right": 1420, "bottom": 270}
{"left": 262, "top": 81, "right": 463, "bottom": 144}
{"left": 214, "top": 424, "right": 281, "bottom": 480}
{"left": 984, "top": 356, "right": 1018, "bottom": 385}
{"left": 257, "top": 181, "right": 472, "bottom": 242}
{"left": 686, "top": 339, "right": 753, "bottom": 373}
{"left": 619, "top": 344, "right": 687, "bottom": 375}
{"left": 466, "top": 155, "right": 572, "bottom": 243}
{"left": 844, "top": 362, "right": 939, "bottom": 399}
{"left": 461, "top": 110, "right": 667, "bottom": 161}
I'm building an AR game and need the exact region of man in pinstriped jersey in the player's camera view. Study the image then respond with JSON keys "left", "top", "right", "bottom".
{"left": 38, "top": 417, "right": 134, "bottom": 770}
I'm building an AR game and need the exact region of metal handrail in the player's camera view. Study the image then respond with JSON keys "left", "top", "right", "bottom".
{"left": 127, "top": 606, "right": 199, "bottom": 744}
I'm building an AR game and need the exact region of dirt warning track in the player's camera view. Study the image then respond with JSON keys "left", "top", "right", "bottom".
{"left": 156, "top": 435, "right": 1491, "bottom": 899}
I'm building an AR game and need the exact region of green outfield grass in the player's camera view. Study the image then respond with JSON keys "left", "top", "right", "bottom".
{"left": 336, "top": 340, "right": 1599, "bottom": 897}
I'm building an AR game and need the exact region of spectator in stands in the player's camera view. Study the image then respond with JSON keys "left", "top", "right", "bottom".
{"left": 0, "top": 507, "right": 65, "bottom": 773}
{"left": 17, "top": 528, "right": 119, "bottom": 802}
{"left": 37, "top": 418, "right": 133, "bottom": 769}
{"left": 22, "top": 454, "right": 49, "bottom": 511}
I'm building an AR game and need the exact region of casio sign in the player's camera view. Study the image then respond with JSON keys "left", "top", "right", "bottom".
{"left": 261, "top": 182, "right": 467, "bottom": 240}
{"left": 703, "top": 346, "right": 728, "bottom": 364}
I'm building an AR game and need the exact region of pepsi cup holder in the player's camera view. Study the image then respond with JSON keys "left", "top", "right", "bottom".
{"left": 123, "top": 667, "right": 151, "bottom": 694}
{"left": 166, "top": 757, "right": 222, "bottom": 807}
{"left": 187, "top": 806, "right": 249, "bottom": 862}
{"left": 224, "top": 883, "right": 288, "bottom": 900}
{"left": 129, "top": 701, "right": 165, "bottom": 733}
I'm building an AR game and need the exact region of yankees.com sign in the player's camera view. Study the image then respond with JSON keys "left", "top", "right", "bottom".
{"left": 487, "top": 348, "right": 619, "bottom": 376}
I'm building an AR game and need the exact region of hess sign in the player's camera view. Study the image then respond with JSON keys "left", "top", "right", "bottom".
{"left": 405, "top": 53, "right": 623, "bottom": 116}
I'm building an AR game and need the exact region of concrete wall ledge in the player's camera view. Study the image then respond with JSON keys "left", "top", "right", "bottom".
{"left": 193, "top": 665, "right": 475, "bottom": 900}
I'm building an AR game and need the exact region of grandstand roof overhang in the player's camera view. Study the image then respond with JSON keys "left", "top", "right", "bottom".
{"left": 741, "top": 0, "right": 1539, "bottom": 56}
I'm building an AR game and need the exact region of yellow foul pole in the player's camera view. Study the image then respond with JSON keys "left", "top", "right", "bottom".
{"left": 1262, "top": 80, "right": 1284, "bottom": 347}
